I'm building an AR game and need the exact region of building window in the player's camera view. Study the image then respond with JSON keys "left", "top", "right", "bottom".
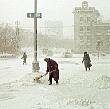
{"left": 87, "top": 26, "right": 91, "bottom": 31}
{"left": 80, "top": 26, "right": 83, "bottom": 31}
{"left": 80, "top": 17, "right": 83, "bottom": 22}
{"left": 87, "top": 35, "right": 91, "bottom": 40}
{"left": 107, "top": 30, "right": 110, "bottom": 35}
{"left": 87, "top": 17, "right": 91, "bottom": 22}
{"left": 80, "top": 35, "right": 83, "bottom": 40}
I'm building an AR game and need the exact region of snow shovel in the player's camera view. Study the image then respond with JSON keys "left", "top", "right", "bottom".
{"left": 33, "top": 73, "right": 47, "bottom": 81}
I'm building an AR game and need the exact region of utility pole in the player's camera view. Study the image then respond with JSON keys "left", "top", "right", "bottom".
{"left": 15, "top": 21, "right": 19, "bottom": 36}
{"left": 32, "top": 0, "right": 40, "bottom": 72}
{"left": 15, "top": 21, "right": 20, "bottom": 54}
{"left": 27, "top": 0, "right": 42, "bottom": 72}
{"left": 4, "top": 23, "right": 8, "bottom": 54}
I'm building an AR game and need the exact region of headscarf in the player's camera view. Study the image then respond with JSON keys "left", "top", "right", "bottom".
{"left": 44, "top": 58, "right": 50, "bottom": 62}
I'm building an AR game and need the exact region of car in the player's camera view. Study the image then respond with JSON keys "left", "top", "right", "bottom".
{"left": 63, "top": 50, "right": 72, "bottom": 58}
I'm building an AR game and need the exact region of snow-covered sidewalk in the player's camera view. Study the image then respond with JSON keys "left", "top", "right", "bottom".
{"left": 0, "top": 55, "right": 110, "bottom": 109}
{"left": 0, "top": 57, "right": 32, "bottom": 84}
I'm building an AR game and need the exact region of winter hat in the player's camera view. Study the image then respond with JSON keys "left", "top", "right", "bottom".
{"left": 84, "top": 52, "right": 87, "bottom": 54}
{"left": 44, "top": 58, "right": 50, "bottom": 62}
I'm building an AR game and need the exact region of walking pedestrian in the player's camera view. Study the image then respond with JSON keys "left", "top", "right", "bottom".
{"left": 82, "top": 52, "right": 92, "bottom": 71}
{"left": 21, "top": 52, "right": 27, "bottom": 65}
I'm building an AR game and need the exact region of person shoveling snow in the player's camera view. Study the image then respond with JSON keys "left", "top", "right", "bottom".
{"left": 44, "top": 58, "right": 59, "bottom": 85}
{"left": 34, "top": 58, "right": 59, "bottom": 85}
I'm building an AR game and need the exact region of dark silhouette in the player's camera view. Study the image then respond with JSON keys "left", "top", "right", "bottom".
{"left": 21, "top": 52, "right": 27, "bottom": 65}
{"left": 44, "top": 58, "right": 59, "bottom": 85}
{"left": 82, "top": 52, "right": 92, "bottom": 71}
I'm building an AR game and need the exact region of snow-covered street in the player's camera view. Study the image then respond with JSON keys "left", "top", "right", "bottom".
{"left": 0, "top": 54, "right": 110, "bottom": 109}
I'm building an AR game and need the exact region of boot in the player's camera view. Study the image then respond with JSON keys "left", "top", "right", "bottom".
{"left": 49, "top": 79, "right": 52, "bottom": 85}
{"left": 56, "top": 80, "right": 58, "bottom": 84}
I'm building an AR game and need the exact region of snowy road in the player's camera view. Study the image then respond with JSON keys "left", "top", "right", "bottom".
{"left": 0, "top": 55, "right": 110, "bottom": 109}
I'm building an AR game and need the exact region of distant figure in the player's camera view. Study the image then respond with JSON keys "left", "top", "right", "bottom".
{"left": 21, "top": 52, "right": 27, "bottom": 65}
{"left": 82, "top": 52, "right": 92, "bottom": 71}
{"left": 44, "top": 58, "right": 59, "bottom": 85}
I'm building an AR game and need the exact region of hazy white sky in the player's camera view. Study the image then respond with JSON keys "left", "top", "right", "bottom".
{"left": 0, "top": 0, "right": 110, "bottom": 36}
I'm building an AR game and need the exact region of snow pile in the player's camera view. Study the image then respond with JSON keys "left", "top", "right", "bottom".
{"left": 7, "top": 73, "right": 48, "bottom": 89}
{"left": 92, "top": 75, "right": 110, "bottom": 89}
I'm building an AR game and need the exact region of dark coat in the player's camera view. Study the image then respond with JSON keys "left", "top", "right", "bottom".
{"left": 21, "top": 53, "right": 27, "bottom": 63}
{"left": 46, "top": 59, "right": 59, "bottom": 81}
{"left": 82, "top": 54, "right": 91, "bottom": 68}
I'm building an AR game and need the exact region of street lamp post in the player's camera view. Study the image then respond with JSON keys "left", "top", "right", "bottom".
{"left": 32, "top": 0, "right": 40, "bottom": 72}
{"left": 27, "top": 0, "right": 42, "bottom": 72}
{"left": 96, "top": 40, "right": 102, "bottom": 60}
{"left": 15, "top": 21, "right": 20, "bottom": 54}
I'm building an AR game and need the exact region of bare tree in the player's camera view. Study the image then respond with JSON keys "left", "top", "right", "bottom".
{"left": 0, "top": 24, "right": 20, "bottom": 54}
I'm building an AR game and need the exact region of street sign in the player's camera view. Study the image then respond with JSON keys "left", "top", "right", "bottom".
{"left": 35, "top": 13, "right": 42, "bottom": 18}
{"left": 27, "top": 13, "right": 34, "bottom": 18}
{"left": 27, "top": 13, "right": 42, "bottom": 18}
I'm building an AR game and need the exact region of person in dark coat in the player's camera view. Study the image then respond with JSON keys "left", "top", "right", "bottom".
{"left": 44, "top": 58, "right": 59, "bottom": 85}
{"left": 82, "top": 52, "right": 92, "bottom": 71}
{"left": 21, "top": 52, "right": 27, "bottom": 65}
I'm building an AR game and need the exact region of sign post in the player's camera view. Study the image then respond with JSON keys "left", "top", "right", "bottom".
{"left": 27, "top": 0, "right": 42, "bottom": 72}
